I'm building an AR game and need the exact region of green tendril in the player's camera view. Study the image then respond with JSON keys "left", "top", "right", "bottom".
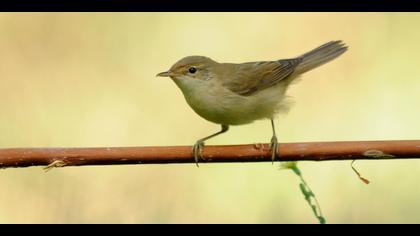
{"left": 280, "top": 162, "right": 326, "bottom": 224}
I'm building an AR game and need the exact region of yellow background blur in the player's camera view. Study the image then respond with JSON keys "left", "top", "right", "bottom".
{"left": 0, "top": 13, "right": 419, "bottom": 223}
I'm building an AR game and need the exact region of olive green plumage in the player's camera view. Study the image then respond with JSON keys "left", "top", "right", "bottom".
{"left": 157, "top": 40, "right": 348, "bottom": 165}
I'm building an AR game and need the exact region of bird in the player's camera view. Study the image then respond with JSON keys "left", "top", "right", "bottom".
{"left": 157, "top": 40, "right": 348, "bottom": 166}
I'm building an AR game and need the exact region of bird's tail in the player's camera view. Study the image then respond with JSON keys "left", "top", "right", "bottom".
{"left": 294, "top": 40, "right": 348, "bottom": 74}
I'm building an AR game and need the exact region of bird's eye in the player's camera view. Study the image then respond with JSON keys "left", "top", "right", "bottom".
{"left": 188, "top": 67, "right": 197, "bottom": 74}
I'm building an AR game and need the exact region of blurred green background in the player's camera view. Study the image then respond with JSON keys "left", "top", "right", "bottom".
{"left": 0, "top": 13, "right": 419, "bottom": 223}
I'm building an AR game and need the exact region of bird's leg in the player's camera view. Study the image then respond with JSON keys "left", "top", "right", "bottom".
{"left": 269, "top": 119, "right": 279, "bottom": 163}
{"left": 193, "top": 124, "right": 229, "bottom": 167}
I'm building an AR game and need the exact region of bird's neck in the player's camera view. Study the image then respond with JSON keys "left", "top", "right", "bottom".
{"left": 172, "top": 77, "right": 207, "bottom": 98}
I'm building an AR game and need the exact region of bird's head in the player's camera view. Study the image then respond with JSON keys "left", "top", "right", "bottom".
{"left": 157, "top": 56, "right": 218, "bottom": 82}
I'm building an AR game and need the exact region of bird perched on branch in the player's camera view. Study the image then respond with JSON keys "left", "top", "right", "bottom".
{"left": 157, "top": 40, "right": 348, "bottom": 166}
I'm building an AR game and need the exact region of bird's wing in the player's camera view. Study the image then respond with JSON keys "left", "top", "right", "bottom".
{"left": 222, "top": 58, "right": 302, "bottom": 96}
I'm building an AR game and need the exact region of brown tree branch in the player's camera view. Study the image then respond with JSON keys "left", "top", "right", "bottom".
{"left": 0, "top": 140, "right": 419, "bottom": 169}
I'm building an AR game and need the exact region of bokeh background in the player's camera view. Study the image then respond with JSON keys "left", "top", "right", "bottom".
{"left": 0, "top": 13, "right": 419, "bottom": 223}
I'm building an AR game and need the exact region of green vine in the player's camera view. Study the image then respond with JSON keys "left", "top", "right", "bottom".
{"left": 280, "top": 162, "right": 326, "bottom": 224}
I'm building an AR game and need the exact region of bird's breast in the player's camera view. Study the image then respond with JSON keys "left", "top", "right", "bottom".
{"left": 174, "top": 78, "right": 286, "bottom": 125}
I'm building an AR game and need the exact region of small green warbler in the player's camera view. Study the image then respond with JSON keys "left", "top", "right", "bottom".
{"left": 158, "top": 40, "right": 348, "bottom": 166}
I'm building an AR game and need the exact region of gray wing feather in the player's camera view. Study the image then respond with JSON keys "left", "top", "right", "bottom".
{"left": 225, "top": 58, "right": 301, "bottom": 96}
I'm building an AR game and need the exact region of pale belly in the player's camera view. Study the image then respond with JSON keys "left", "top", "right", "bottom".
{"left": 180, "top": 80, "right": 290, "bottom": 125}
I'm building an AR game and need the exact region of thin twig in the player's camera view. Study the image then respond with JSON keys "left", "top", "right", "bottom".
{"left": 0, "top": 140, "right": 419, "bottom": 169}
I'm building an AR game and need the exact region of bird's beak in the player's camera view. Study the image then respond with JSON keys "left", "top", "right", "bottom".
{"left": 156, "top": 70, "right": 174, "bottom": 77}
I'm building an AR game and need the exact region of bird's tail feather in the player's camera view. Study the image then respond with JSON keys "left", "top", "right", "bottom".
{"left": 295, "top": 40, "right": 348, "bottom": 74}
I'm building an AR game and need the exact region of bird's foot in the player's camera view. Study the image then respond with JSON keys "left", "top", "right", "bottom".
{"left": 192, "top": 140, "right": 205, "bottom": 167}
{"left": 269, "top": 136, "right": 279, "bottom": 164}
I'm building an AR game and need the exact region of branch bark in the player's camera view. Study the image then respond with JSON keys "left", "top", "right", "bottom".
{"left": 0, "top": 140, "right": 419, "bottom": 169}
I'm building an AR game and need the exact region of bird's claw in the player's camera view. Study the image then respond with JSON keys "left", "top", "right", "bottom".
{"left": 269, "top": 136, "right": 279, "bottom": 164}
{"left": 193, "top": 140, "right": 205, "bottom": 167}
